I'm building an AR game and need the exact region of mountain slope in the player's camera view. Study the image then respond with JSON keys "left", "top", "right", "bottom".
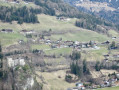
{"left": 0, "top": 0, "right": 118, "bottom": 36}
{"left": 64, "top": 0, "right": 119, "bottom": 25}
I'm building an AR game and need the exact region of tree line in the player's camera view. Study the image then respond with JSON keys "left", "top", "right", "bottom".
{"left": 69, "top": 51, "right": 90, "bottom": 77}
{"left": 0, "top": 6, "right": 39, "bottom": 24}
{"left": 75, "top": 17, "right": 113, "bottom": 33}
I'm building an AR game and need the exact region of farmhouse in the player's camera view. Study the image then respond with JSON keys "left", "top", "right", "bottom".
{"left": 18, "top": 40, "right": 25, "bottom": 44}
{"left": 75, "top": 82, "right": 85, "bottom": 89}
{"left": 102, "top": 40, "right": 110, "bottom": 45}
{"left": 57, "top": 17, "right": 70, "bottom": 21}
{"left": 20, "top": 30, "right": 35, "bottom": 35}
{"left": 0, "top": 29, "right": 13, "bottom": 33}
{"left": 64, "top": 41, "right": 74, "bottom": 47}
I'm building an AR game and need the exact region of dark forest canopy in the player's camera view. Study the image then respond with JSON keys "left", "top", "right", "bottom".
{"left": 0, "top": 6, "right": 39, "bottom": 24}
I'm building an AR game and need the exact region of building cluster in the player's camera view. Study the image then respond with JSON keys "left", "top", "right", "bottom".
{"left": 7, "top": 58, "right": 25, "bottom": 67}
{"left": 20, "top": 30, "right": 35, "bottom": 35}
{"left": 56, "top": 17, "right": 70, "bottom": 21}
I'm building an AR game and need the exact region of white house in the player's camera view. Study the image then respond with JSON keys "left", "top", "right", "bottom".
{"left": 8, "top": 58, "right": 25, "bottom": 67}
{"left": 75, "top": 82, "right": 85, "bottom": 90}
{"left": 75, "top": 41, "right": 80, "bottom": 45}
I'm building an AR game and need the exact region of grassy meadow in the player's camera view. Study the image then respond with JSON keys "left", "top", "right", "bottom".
{"left": 0, "top": 32, "right": 26, "bottom": 46}
{"left": 98, "top": 86, "right": 119, "bottom": 90}
{"left": 50, "top": 30, "right": 111, "bottom": 42}
{"left": 32, "top": 44, "right": 51, "bottom": 50}
{"left": 45, "top": 47, "right": 73, "bottom": 56}
{"left": 81, "top": 46, "right": 108, "bottom": 61}
{"left": 36, "top": 70, "right": 75, "bottom": 90}
{"left": 0, "top": 14, "right": 112, "bottom": 46}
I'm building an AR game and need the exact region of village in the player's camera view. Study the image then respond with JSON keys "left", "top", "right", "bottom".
{"left": 0, "top": 0, "right": 119, "bottom": 89}
{"left": 1, "top": 27, "right": 119, "bottom": 90}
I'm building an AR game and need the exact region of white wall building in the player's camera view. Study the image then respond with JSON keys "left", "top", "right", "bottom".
{"left": 8, "top": 58, "right": 25, "bottom": 67}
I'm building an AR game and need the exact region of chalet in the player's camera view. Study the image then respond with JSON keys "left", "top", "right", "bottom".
{"left": 108, "top": 78, "right": 117, "bottom": 86}
{"left": 42, "top": 31, "right": 51, "bottom": 36}
{"left": 1, "top": 29, "right": 13, "bottom": 33}
{"left": 104, "top": 54, "right": 109, "bottom": 57}
{"left": 16, "top": 1, "right": 20, "bottom": 3}
{"left": 81, "top": 43, "right": 88, "bottom": 48}
{"left": 32, "top": 49, "right": 43, "bottom": 54}
{"left": 116, "top": 73, "right": 119, "bottom": 79}
{"left": 45, "top": 39, "right": 51, "bottom": 44}
{"left": 112, "top": 37, "right": 116, "bottom": 39}
{"left": 113, "top": 54, "right": 119, "bottom": 58}
{"left": 75, "top": 82, "right": 85, "bottom": 90}
{"left": 57, "top": 17, "right": 65, "bottom": 21}
{"left": 64, "top": 41, "right": 74, "bottom": 46}
{"left": 104, "top": 59, "right": 109, "bottom": 62}
{"left": 93, "top": 46, "right": 100, "bottom": 49}
{"left": 18, "top": 40, "right": 24, "bottom": 44}
{"left": 104, "top": 81, "right": 110, "bottom": 87}
{"left": 51, "top": 44, "right": 57, "bottom": 48}
{"left": 20, "top": 30, "right": 27, "bottom": 33}
{"left": 75, "top": 41, "right": 80, "bottom": 45}
{"left": 57, "top": 17, "right": 70, "bottom": 21}
{"left": 102, "top": 41, "right": 110, "bottom": 45}
{"left": 20, "top": 30, "right": 35, "bottom": 34}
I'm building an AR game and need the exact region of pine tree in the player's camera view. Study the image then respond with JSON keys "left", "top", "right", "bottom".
{"left": 83, "top": 60, "right": 90, "bottom": 74}
{"left": 0, "top": 43, "right": 3, "bottom": 79}
{"left": 95, "top": 61, "right": 101, "bottom": 71}
{"left": 0, "top": 44, "right": 3, "bottom": 61}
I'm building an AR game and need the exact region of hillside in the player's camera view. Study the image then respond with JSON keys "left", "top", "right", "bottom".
{"left": 1, "top": 0, "right": 119, "bottom": 90}
{"left": 0, "top": 0, "right": 116, "bottom": 30}
{"left": 64, "top": 0, "right": 119, "bottom": 25}
{"left": 0, "top": 14, "right": 112, "bottom": 46}
{"left": 64, "top": 0, "right": 119, "bottom": 9}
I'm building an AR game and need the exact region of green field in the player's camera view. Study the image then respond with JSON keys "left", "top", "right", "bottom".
{"left": 0, "top": 32, "right": 26, "bottom": 46}
{"left": 81, "top": 46, "right": 108, "bottom": 61}
{"left": 19, "top": 14, "right": 79, "bottom": 31}
{"left": 98, "top": 86, "right": 119, "bottom": 90}
{"left": 0, "top": 14, "right": 112, "bottom": 46}
{"left": 32, "top": 44, "right": 73, "bottom": 56}
{"left": 44, "top": 57, "right": 66, "bottom": 64}
{"left": 0, "top": 14, "right": 79, "bottom": 31}
{"left": 45, "top": 47, "right": 73, "bottom": 56}
{"left": 32, "top": 44, "right": 51, "bottom": 50}
{"left": 50, "top": 30, "right": 111, "bottom": 42}
{"left": 108, "top": 30, "right": 119, "bottom": 37}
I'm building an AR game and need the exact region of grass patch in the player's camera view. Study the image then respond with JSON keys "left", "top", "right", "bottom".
{"left": 36, "top": 70, "right": 75, "bottom": 90}
{"left": 45, "top": 47, "right": 72, "bottom": 56}
{"left": 91, "top": 47, "right": 108, "bottom": 56}
{"left": 51, "top": 30, "right": 111, "bottom": 42}
{"left": 82, "top": 46, "right": 108, "bottom": 61}
{"left": 108, "top": 30, "right": 119, "bottom": 37}
{"left": 0, "top": 14, "right": 78, "bottom": 31}
{"left": 32, "top": 44, "right": 51, "bottom": 50}
{"left": 97, "top": 86, "right": 119, "bottom": 90}
{"left": 0, "top": 32, "right": 26, "bottom": 46}
{"left": 20, "top": 14, "right": 78, "bottom": 31}
{"left": 44, "top": 57, "right": 66, "bottom": 64}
